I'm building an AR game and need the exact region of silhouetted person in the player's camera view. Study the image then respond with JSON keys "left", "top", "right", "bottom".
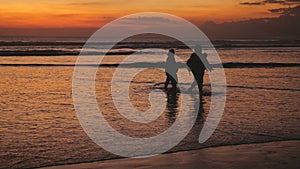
{"left": 187, "top": 45, "right": 213, "bottom": 93}
{"left": 164, "top": 49, "right": 178, "bottom": 89}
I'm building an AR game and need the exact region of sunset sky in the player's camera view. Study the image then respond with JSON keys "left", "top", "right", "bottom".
{"left": 1, "top": 0, "right": 299, "bottom": 38}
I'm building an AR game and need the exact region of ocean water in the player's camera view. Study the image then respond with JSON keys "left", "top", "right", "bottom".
{"left": 0, "top": 36, "right": 300, "bottom": 168}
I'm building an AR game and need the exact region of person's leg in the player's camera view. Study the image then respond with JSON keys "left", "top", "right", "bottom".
{"left": 193, "top": 72, "right": 204, "bottom": 95}
{"left": 170, "top": 74, "right": 178, "bottom": 88}
{"left": 188, "top": 72, "right": 198, "bottom": 91}
{"left": 197, "top": 79, "right": 203, "bottom": 94}
{"left": 164, "top": 73, "right": 170, "bottom": 89}
{"left": 196, "top": 72, "right": 204, "bottom": 94}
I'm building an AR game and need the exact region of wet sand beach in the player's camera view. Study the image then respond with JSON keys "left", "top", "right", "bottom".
{"left": 41, "top": 140, "right": 300, "bottom": 169}
{"left": 1, "top": 39, "right": 299, "bottom": 168}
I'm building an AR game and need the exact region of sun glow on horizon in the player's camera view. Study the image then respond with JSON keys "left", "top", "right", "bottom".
{"left": 0, "top": 0, "right": 289, "bottom": 28}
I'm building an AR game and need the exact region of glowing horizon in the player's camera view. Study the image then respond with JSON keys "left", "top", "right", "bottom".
{"left": 0, "top": 0, "right": 294, "bottom": 28}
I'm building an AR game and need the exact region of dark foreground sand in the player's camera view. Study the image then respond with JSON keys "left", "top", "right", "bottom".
{"left": 41, "top": 140, "right": 299, "bottom": 169}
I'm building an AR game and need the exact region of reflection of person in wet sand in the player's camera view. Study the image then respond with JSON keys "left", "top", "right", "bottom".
{"left": 187, "top": 45, "right": 213, "bottom": 93}
{"left": 165, "top": 86, "right": 205, "bottom": 142}
{"left": 165, "top": 88, "right": 179, "bottom": 124}
{"left": 164, "top": 49, "right": 178, "bottom": 89}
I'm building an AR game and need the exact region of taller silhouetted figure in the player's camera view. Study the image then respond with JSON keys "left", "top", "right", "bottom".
{"left": 187, "top": 45, "right": 213, "bottom": 93}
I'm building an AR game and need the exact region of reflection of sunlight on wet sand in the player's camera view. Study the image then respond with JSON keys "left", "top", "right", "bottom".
{"left": 1, "top": 63, "right": 300, "bottom": 167}
{"left": 1, "top": 41, "right": 300, "bottom": 167}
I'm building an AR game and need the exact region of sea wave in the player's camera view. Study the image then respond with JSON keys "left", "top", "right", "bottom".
{"left": 0, "top": 62, "right": 299, "bottom": 68}
{"left": 1, "top": 40, "right": 300, "bottom": 57}
{"left": 0, "top": 50, "right": 137, "bottom": 56}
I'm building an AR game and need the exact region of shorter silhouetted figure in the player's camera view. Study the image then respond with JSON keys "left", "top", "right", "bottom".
{"left": 187, "top": 45, "right": 213, "bottom": 93}
{"left": 164, "top": 49, "right": 178, "bottom": 89}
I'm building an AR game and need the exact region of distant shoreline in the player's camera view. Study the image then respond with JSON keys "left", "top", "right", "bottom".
{"left": 1, "top": 39, "right": 300, "bottom": 56}
{"left": 1, "top": 39, "right": 300, "bottom": 46}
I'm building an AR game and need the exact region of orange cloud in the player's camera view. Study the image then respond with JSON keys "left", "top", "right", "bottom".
{"left": 0, "top": 0, "right": 291, "bottom": 28}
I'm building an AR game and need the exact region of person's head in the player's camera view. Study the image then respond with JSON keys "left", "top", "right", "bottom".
{"left": 168, "top": 49, "right": 175, "bottom": 57}
{"left": 194, "top": 45, "right": 202, "bottom": 54}
{"left": 169, "top": 49, "right": 175, "bottom": 54}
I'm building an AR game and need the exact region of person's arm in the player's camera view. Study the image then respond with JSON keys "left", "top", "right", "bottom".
{"left": 202, "top": 53, "right": 213, "bottom": 71}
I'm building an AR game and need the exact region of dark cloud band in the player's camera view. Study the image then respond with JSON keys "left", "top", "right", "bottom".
{"left": 240, "top": 0, "right": 300, "bottom": 6}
